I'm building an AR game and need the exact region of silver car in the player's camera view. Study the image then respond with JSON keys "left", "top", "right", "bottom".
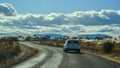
{"left": 63, "top": 39, "right": 80, "bottom": 53}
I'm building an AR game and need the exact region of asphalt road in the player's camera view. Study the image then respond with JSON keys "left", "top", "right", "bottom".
{"left": 12, "top": 42, "right": 120, "bottom": 68}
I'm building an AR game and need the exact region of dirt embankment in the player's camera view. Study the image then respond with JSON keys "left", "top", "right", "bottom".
{"left": 0, "top": 43, "right": 38, "bottom": 68}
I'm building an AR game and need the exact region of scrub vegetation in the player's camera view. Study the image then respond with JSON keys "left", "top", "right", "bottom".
{"left": 78, "top": 40, "right": 120, "bottom": 62}
{"left": 0, "top": 37, "right": 38, "bottom": 68}
{"left": 81, "top": 41, "right": 120, "bottom": 56}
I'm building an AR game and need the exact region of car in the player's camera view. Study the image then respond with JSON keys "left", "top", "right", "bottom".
{"left": 63, "top": 39, "right": 80, "bottom": 53}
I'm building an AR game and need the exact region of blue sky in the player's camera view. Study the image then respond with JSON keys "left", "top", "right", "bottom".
{"left": 0, "top": 0, "right": 120, "bottom": 14}
{"left": 0, "top": 1, "right": 120, "bottom": 36}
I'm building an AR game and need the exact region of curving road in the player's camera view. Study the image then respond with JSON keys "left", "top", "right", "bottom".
{"left": 12, "top": 42, "right": 120, "bottom": 68}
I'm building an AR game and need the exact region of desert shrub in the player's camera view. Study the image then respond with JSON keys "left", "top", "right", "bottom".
{"left": 112, "top": 43, "right": 120, "bottom": 54}
{"left": 112, "top": 48, "right": 120, "bottom": 54}
{"left": 0, "top": 53, "right": 5, "bottom": 61}
{"left": 102, "top": 41, "right": 115, "bottom": 53}
{"left": 0, "top": 37, "right": 21, "bottom": 62}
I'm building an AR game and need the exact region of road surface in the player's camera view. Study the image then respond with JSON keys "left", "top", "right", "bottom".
{"left": 12, "top": 42, "right": 120, "bottom": 68}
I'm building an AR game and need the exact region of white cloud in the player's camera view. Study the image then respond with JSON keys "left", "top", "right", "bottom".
{"left": 1, "top": 25, "right": 120, "bottom": 37}
{"left": 1, "top": 9, "right": 120, "bottom": 26}
{"left": 0, "top": 3, "right": 120, "bottom": 37}
{"left": 0, "top": 3, "right": 17, "bottom": 16}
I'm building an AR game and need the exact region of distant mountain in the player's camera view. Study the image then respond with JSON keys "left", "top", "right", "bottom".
{"left": 0, "top": 31, "right": 23, "bottom": 37}
{"left": 78, "top": 34, "right": 111, "bottom": 38}
{"left": 35, "top": 33, "right": 110, "bottom": 38}
{"left": 0, "top": 32, "right": 111, "bottom": 39}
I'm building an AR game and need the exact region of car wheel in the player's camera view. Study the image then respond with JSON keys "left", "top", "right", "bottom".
{"left": 63, "top": 49, "right": 67, "bottom": 52}
{"left": 77, "top": 49, "right": 80, "bottom": 53}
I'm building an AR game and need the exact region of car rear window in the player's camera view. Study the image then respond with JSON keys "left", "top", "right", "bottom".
{"left": 68, "top": 40, "right": 79, "bottom": 44}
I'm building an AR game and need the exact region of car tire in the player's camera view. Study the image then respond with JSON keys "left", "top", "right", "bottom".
{"left": 63, "top": 49, "right": 67, "bottom": 52}
{"left": 77, "top": 49, "right": 80, "bottom": 53}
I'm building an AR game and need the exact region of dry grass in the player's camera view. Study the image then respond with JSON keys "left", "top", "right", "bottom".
{"left": 81, "top": 41, "right": 120, "bottom": 61}
{"left": 0, "top": 37, "right": 38, "bottom": 68}
{"left": 0, "top": 42, "right": 38, "bottom": 68}
{"left": 0, "top": 42, "right": 21, "bottom": 62}
{"left": 0, "top": 41, "right": 21, "bottom": 68}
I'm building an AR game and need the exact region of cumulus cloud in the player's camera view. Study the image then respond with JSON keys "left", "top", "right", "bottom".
{"left": 0, "top": 3, "right": 17, "bottom": 16}
{"left": 1, "top": 10, "right": 120, "bottom": 26}
{"left": 1, "top": 25, "right": 120, "bottom": 36}
{"left": 0, "top": 3, "right": 120, "bottom": 36}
